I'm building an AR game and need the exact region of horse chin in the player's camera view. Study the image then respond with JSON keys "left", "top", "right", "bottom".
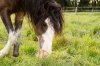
{"left": 36, "top": 50, "right": 50, "bottom": 59}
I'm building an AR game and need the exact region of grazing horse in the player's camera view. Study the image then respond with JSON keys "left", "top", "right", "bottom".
{"left": 0, "top": 0, "right": 63, "bottom": 58}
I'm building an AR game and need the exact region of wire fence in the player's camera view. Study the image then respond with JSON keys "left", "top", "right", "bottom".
{"left": 63, "top": 7, "right": 100, "bottom": 12}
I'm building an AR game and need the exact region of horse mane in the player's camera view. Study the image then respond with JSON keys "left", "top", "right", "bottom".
{"left": 21, "top": 0, "right": 63, "bottom": 34}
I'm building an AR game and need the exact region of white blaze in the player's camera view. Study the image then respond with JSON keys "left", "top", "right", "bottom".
{"left": 38, "top": 18, "right": 54, "bottom": 54}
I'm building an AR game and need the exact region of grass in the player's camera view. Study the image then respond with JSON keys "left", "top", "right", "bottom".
{"left": 0, "top": 12, "right": 100, "bottom": 66}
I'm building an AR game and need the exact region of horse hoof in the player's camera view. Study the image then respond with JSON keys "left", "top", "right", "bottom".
{"left": 36, "top": 50, "right": 49, "bottom": 59}
{"left": 13, "top": 52, "right": 19, "bottom": 57}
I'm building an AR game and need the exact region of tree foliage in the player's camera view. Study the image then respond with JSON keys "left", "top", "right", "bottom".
{"left": 56, "top": 0, "right": 100, "bottom": 7}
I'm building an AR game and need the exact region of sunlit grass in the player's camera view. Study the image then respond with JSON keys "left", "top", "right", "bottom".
{"left": 0, "top": 12, "right": 100, "bottom": 66}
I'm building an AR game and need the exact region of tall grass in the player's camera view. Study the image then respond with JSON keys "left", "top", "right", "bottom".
{"left": 0, "top": 12, "right": 100, "bottom": 66}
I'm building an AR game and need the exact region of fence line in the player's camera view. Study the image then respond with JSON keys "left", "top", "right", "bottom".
{"left": 63, "top": 7, "right": 100, "bottom": 12}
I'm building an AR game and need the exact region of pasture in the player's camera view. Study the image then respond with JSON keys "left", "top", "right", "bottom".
{"left": 0, "top": 12, "right": 100, "bottom": 66}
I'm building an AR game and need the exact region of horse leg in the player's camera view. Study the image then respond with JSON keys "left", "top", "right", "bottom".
{"left": 36, "top": 18, "right": 55, "bottom": 58}
{"left": 13, "top": 12, "right": 24, "bottom": 57}
{"left": 0, "top": 9, "right": 15, "bottom": 57}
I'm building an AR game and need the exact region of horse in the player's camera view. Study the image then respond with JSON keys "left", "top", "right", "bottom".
{"left": 0, "top": 0, "right": 63, "bottom": 58}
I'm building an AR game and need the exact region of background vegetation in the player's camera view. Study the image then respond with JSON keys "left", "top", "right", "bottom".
{"left": 0, "top": 12, "right": 100, "bottom": 66}
{"left": 56, "top": 0, "right": 100, "bottom": 7}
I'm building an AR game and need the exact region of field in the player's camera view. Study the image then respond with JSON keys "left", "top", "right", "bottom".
{"left": 0, "top": 12, "right": 100, "bottom": 66}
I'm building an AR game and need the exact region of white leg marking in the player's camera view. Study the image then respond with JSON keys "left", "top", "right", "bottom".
{"left": 38, "top": 18, "right": 54, "bottom": 54}
{"left": 0, "top": 30, "right": 20, "bottom": 57}
{"left": 15, "top": 29, "right": 21, "bottom": 40}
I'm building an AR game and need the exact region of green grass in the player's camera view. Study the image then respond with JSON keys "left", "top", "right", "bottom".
{"left": 0, "top": 12, "right": 100, "bottom": 66}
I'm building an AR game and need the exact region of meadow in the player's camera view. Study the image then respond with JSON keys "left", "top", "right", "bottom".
{"left": 0, "top": 12, "right": 100, "bottom": 66}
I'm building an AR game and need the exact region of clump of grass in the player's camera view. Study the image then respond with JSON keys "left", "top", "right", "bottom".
{"left": 53, "top": 35, "right": 72, "bottom": 50}
{"left": 93, "top": 25, "right": 100, "bottom": 37}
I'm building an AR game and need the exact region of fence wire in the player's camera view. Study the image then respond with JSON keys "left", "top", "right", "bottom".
{"left": 63, "top": 7, "right": 100, "bottom": 12}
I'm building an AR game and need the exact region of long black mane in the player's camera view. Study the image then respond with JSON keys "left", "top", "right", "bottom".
{"left": 16, "top": 0, "right": 63, "bottom": 34}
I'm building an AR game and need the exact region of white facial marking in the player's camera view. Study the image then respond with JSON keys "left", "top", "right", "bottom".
{"left": 38, "top": 18, "right": 54, "bottom": 54}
